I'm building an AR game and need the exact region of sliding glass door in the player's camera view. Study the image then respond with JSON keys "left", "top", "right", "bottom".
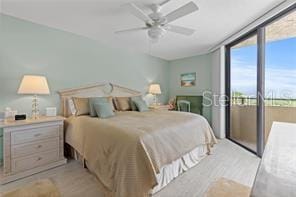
{"left": 226, "top": 4, "right": 295, "bottom": 156}
{"left": 228, "top": 34, "right": 258, "bottom": 153}
{"left": 264, "top": 10, "right": 296, "bottom": 142}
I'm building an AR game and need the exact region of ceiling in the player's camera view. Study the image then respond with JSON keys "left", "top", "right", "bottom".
{"left": 0, "top": 0, "right": 284, "bottom": 60}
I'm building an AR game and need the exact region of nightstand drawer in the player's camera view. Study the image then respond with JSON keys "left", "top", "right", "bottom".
{"left": 11, "top": 125, "right": 59, "bottom": 145}
{"left": 11, "top": 138, "right": 59, "bottom": 158}
{"left": 11, "top": 149, "right": 59, "bottom": 173}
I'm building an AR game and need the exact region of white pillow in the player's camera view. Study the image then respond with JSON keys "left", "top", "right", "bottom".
{"left": 68, "top": 98, "right": 77, "bottom": 116}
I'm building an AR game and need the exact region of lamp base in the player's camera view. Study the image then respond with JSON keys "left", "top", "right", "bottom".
{"left": 152, "top": 94, "right": 161, "bottom": 106}
{"left": 32, "top": 95, "right": 40, "bottom": 119}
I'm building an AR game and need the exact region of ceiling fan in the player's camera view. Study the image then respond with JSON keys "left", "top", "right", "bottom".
{"left": 115, "top": 1, "right": 199, "bottom": 42}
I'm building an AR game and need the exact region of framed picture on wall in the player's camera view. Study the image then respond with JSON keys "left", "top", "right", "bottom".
{"left": 181, "top": 72, "right": 196, "bottom": 87}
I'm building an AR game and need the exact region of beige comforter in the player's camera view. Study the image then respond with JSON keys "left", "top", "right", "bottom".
{"left": 65, "top": 110, "right": 217, "bottom": 197}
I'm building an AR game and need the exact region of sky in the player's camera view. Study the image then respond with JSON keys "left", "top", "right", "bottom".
{"left": 231, "top": 37, "right": 296, "bottom": 98}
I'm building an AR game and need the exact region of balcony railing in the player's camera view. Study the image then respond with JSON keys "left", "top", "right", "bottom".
{"left": 230, "top": 97, "right": 296, "bottom": 149}
{"left": 231, "top": 97, "right": 296, "bottom": 107}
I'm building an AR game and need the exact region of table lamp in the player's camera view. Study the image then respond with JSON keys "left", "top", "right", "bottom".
{"left": 18, "top": 75, "right": 50, "bottom": 119}
{"left": 149, "top": 84, "right": 161, "bottom": 106}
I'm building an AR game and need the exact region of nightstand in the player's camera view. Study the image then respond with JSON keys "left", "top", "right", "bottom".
{"left": 149, "top": 104, "right": 171, "bottom": 111}
{"left": 0, "top": 116, "right": 67, "bottom": 184}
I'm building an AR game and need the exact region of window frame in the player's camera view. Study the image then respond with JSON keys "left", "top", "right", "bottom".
{"left": 225, "top": 3, "right": 296, "bottom": 157}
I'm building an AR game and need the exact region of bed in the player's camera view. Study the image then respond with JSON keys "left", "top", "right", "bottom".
{"left": 58, "top": 83, "right": 217, "bottom": 197}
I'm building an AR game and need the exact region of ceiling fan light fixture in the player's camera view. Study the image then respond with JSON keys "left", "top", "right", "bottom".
{"left": 148, "top": 26, "right": 166, "bottom": 40}
{"left": 150, "top": 37, "right": 159, "bottom": 44}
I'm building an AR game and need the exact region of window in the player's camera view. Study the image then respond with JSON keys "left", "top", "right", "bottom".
{"left": 226, "top": 4, "right": 296, "bottom": 156}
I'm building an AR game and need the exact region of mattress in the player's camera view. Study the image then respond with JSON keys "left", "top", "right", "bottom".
{"left": 65, "top": 111, "right": 216, "bottom": 196}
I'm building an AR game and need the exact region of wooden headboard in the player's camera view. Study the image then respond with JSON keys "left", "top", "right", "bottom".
{"left": 58, "top": 83, "right": 141, "bottom": 117}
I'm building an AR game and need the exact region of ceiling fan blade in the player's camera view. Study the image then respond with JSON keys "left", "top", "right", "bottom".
{"left": 160, "top": 0, "right": 171, "bottom": 6}
{"left": 115, "top": 27, "right": 148, "bottom": 34}
{"left": 123, "top": 3, "right": 152, "bottom": 24}
{"left": 165, "top": 1, "right": 198, "bottom": 23}
{"left": 165, "top": 25, "right": 195, "bottom": 35}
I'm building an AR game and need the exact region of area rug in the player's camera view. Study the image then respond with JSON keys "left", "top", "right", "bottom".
{"left": 205, "top": 177, "right": 251, "bottom": 197}
{"left": 3, "top": 179, "right": 61, "bottom": 197}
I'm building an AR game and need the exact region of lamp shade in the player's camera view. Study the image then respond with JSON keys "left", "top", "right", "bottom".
{"left": 18, "top": 75, "right": 50, "bottom": 95}
{"left": 149, "top": 84, "right": 161, "bottom": 95}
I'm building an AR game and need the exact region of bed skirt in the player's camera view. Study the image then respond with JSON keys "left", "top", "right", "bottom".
{"left": 151, "top": 144, "right": 208, "bottom": 194}
{"left": 65, "top": 143, "right": 208, "bottom": 195}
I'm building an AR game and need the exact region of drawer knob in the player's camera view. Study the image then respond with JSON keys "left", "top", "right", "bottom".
{"left": 37, "top": 145, "right": 42, "bottom": 148}
{"left": 37, "top": 157, "right": 42, "bottom": 161}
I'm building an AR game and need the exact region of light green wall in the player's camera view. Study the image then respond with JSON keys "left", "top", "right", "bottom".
{"left": 168, "top": 54, "right": 213, "bottom": 123}
{"left": 0, "top": 129, "right": 2, "bottom": 164}
{"left": 0, "top": 14, "right": 169, "bottom": 115}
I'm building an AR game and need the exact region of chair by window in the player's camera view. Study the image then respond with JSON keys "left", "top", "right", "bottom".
{"left": 176, "top": 96, "right": 203, "bottom": 115}
{"left": 177, "top": 100, "right": 191, "bottom": 112}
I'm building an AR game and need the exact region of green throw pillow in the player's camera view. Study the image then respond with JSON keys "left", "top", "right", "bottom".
{"left": 133, "top": 99, "right": 149, "bottom": 112}
{"left": 94, "top": 103, "right": 115, "bottom": 118}
{"left": 89, "top": 97, "right": 108, "bottom": 117}
{"left": 130, "top": 96, "right": 142, "bottom": 111}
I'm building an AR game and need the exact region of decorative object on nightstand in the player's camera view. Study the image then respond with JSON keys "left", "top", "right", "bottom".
{"left": 0, "top": 116, "right": 67, "bottom": 184}
{"left": 18, "top": 75, "right": 50, "bottom": 119}
{"left": 4, "top": 108, "right": 18, "bottom": 121}
{"left": 14, "top": 114, "right": 27, "bottom": 121}
{"left": 168, "top": 98, "right": 176, "bottom": 110}
{"left": 46, "top": 107, "right": 57, "bottom": 117}
{"left": 149, "top": 84, "right": 162, "bottom": 106}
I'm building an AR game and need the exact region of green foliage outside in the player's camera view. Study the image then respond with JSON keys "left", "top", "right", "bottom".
{"left": 231, "top": 91, "right": 296, "bottom": 107}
